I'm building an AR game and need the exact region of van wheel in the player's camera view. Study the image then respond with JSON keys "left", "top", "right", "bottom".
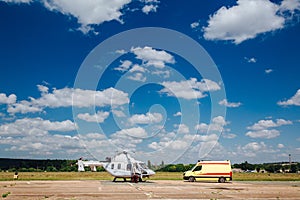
{"left": 218, "top": 177, "right": 226, "bottom": 183}
{"left": 188, "top": 176, "right": 195, "bottom": 182}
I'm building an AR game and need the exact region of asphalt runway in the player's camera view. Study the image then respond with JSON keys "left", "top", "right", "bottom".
{"left": 0, "top": 180, "right": 299, "bottom": 199}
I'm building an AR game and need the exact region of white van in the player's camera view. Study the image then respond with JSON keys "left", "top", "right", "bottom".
{"left": 183, "top": 160, "right": 232, "bottom": 183}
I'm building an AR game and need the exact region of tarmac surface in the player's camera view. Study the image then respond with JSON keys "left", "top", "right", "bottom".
{"left": 0, "top": 180, "right": 300, "bottom": 199}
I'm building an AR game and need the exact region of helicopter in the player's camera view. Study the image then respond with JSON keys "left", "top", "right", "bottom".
{"left": 77, "top": 151, "right": 155, "bottom": 182}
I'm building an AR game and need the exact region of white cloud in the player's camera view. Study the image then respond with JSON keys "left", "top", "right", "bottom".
{"left": 175, "top": 124, "right": 189, "bottom": 134}
{"left": 117, "top": 47, "right": 172, "bottom": 81}
{"left": 77, "top": 111, "right": 109, "bottom": 123}
{"left": 142, "top": 0, "right": 159, "bottom": 3}
{"left": 195, "top": 123, "right": 208, "bottom": 132}
{"left": 112, "top": 109, "right": 126, "bottom": 117}
{"left": 141, "top": 0, "right": 159, "bottom": 14}
{"left": 0, "top": 117, "right": 76, "bottom": 136}
{"left": 147, "top": 130, "right": 220, "bottom": 162}
{"left": 195, "top": 116, "right": 227, "bottom": 133}
{"left": 37, "top": 84, "right": 49, "bottom": 94}
{"left": 190, "top": 21, "right": 200, "bottom": 29}
{"left": 128, "top": 112, "right": 163, "bottom": 125}
{"left": 7, "top": 86, "right": 129, "bottom": 114}
{"left": 115, "top": 60, "right": 132, "bottom": 72}
{"left": 0, "top": 132, "right": 81, "bottom": 157}
{"left": 222, "top": 133, "right": 237, "bottom": 139}
{"left": 235, "top": 141, "right": 281, "bottom": 158}
{"left": 242, "top": 141, "right": 266, "bottom": 152}
{"left": 219, "top": 99, "right": 242, "bottom": 108}
{"left": 160, "top": 78, "right": 220, "bottom": 100}
{"left": 245, "top": 57, "right": 257, "bottom": 63}
{"left": 276, "top": 118, "right": 293, "bottom": 126}
{"left": 248, "top": 119, "right": 289, "bottom": 130}
{"left": 76, "top": 25, "right": 98, "bottom": 35}
{"left": 167, "top": 140, "right": 189, "bottom": 150}
{"left": 115, "top": 49, "right": 127, "bottom": 55}
{"left": 0, "top": 93, "right": 16, "bottom": 105}
{"left": 113, "top": 127, "right": 147, "bottom": 138}
{"left": 246, "top": 118, "right": 292, "bottom": 139}
{"left": 148, "top": 141, "right": 162, "bottom": 150}
{"left": 131, "top": 46, "right": 175, "bottom": 69}
{"left": 280, "top": 0, "right": 300, "bottom": 13}
{"left": 278, "top": 143, "right": 285, "bottom": 148}
{"left": 110, "top": 127, "right": 147, "bottom": 150}
{"left": 247, "top": 119, "right": 292, "bottom": 131}
{"left": 85, "top": 132, "right": 106, "bottom": 139}
{"left": 142, "top": 4, "right": 158, "bottom": 14}
{"left": 173, "top": 111, "right": 182, "bottom": 117}
{"left": 127, "top": 72, "right": 146, "bottom": 82}
{"left": 42, "top": 0, "right": 132, "bottom": 34}
{"left": 2, "top": 0, "right": 161, "bottom": 35}
{"left": 265, "top": 69, "right": 273, "bottom": 74}
{"left": 203, "top": 0, "right": 287, "bottom": 44}
{"left": 192, "top": 133, "right": 219, "bottom": 142}
{"left": 129, "top": 64, "right": 146, "bottom": 73}
{"left": 147, "top": 129, "right": 187, "bottom": 151}
{"left": 151, "top": 69, "right": 170, "bottom": 78}
{"left": 7, "top": 101, "right": 43, "bottom": 114}
{"left": 148, "top": 137, "right": 189, "bottom": 151}
{"left": 246, "top": 129, "right": 280, "bottom": 139}
{"left": 199, "top": 79, "right": 221, "bottom": 91}
{"left": 1, "top": 0, "right": 31, "bottom": 3}
{"left": 278, "top": 89, "right": 300, "bottom": 106}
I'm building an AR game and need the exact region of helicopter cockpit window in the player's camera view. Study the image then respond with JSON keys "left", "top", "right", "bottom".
{"left": 111, "top": 164, "right": 114, "bottom": 169}
{"left": 139, "top": 163, "right": 148, "bottom": 169}
{"left": 117, "top": 163, "right": 121, "bottom": 170}
{"left": 127, "top": 164, "right": 132, "bottom": 171}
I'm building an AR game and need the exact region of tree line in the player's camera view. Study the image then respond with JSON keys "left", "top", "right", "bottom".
{"left": 1, "top": 158, "right": 299, "bottom": 173}
{"left": 0, "top": 158, "right": 78, "bottom": 172}
{"left": 232, "top": 161, "right": 300, "bottom": 173}
{"left": 156, "top": 161, "right": 300, "bottom": 173}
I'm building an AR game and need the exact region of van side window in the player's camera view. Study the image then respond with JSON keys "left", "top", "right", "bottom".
{"left": 193, "top": 165, "right": 202, "bottom": 171}
{"left": 118, "top": 163, "right": 121, "bottom": 169}
{"left": 111, "top": 164, "right": 114, "bottom": 169}
{"left": 127, "top": 164, "right": 132, "bottom": 171}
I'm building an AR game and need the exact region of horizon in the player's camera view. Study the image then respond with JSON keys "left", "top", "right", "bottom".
{"left": 0, "top": 157, "right": 298, "bottom": 166}
{"left": 0, "top": 0, "right": 300, "bottom": 164}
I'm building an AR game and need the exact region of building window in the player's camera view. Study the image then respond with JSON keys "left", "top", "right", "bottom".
{"left": 118, "top": 163, "right": 121, "bottom": 170}
{"left": 111, "top": 164, "right": 114, "bottom": 169}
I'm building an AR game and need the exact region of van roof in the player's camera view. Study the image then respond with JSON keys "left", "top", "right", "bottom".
{"left": 197, "top": 160, "right": 231, "bottom": 164}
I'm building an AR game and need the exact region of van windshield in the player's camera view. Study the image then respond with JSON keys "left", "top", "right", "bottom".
{"left": 192, "top": 165, "right": 202, "bottom": 171}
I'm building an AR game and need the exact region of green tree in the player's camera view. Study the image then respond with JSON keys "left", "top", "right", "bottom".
{"left": 46, "top": 166, "right": 57, "bottom": 172}
{"left": 290, "top": 164, "right": 297, "bottom": 173}
{"left": 240, "top": 161, "right": 255, "bottom": 171}
{"left": 176, "top": 164, "right": 185, "bottom": 172}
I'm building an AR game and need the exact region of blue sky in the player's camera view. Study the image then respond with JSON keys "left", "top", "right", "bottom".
{"left": 0, "top": 0, "right": 300, "bottom": 164}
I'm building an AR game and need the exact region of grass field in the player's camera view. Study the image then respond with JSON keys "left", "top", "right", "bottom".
{"left": 0, "top": 172, "right": 300, "bottom": 181}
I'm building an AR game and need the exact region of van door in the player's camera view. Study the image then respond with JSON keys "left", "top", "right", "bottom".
{"left": 193, "top": 165, "right": 202, "bottom": 175}
{"left": 188, "top": 165, "right": 203, "bottom": 182}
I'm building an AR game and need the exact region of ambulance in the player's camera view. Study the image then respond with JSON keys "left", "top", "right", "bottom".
{"left": 183, "top": 160, "right": 232, "bottom": 183}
